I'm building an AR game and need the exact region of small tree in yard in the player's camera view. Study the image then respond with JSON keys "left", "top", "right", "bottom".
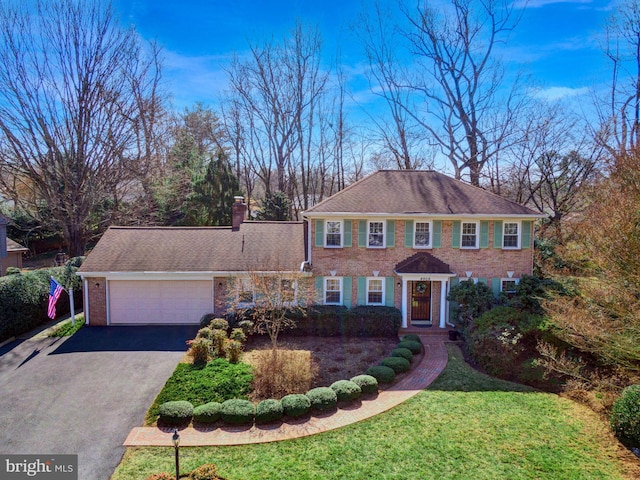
{"left": 447, "top": 280, "right": 495, "bottom": 332}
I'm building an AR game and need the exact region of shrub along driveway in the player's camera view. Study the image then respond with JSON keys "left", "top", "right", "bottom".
{"left": 0, "top": 325, "right": 198, "bottom": 480}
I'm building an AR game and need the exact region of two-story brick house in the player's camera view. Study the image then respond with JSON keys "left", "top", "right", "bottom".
{"left": 303, "top": 170, "right": 542, "bottom": 329}
{"left": 78, "top": 170, "right": 542, "bottom": 327}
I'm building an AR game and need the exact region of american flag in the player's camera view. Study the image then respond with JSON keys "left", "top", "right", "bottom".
{"left": 48, "top": 277, "right": 64, "bottom": 319}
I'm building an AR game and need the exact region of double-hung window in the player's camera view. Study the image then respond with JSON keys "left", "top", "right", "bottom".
{"left": 281, "top": 279, "right": 296, "bottom": 304}
{"left": 368, "top": 221, "right": 385, "bottom": 247}
{"left": 461, "top": 222, "right": 479, "bottom": 248}
{"left": 414, "top": 221, "right": 431, "bottom": 248}
{"left": 501, "top": 278, "right": 519, "bottom": 296}
{"left": 325, "top": 220, "right": 342, "bottom": 247}
{"left": 503, "top": 222, "right": 520, "bottom": 249}
{"left": 324, "top": 277, "right": 342, "bottom": 305}
{"left": 366, "top": 278, "right": 384, "bottom": 305}
{"left": 237, "top": 278, "right": 254, "bottom": 305}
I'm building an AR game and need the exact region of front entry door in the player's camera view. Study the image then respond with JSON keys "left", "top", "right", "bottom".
{"left": 411, "top": 281, "right": 431, "bottom": 325}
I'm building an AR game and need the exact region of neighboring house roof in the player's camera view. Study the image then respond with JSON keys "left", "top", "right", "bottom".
{"left": 7, "top": 238, "right": 28, "bottom": 252}
{"left": 395, "top": 252, "right": 454, "bottom": 275}
{"left": 304, "top": 170, "right": 542, "bottom": 217}
{"left": 78, "top": 222, "right": 306, "bottom": 274}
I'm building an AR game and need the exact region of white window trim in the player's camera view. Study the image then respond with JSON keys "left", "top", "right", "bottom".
{"left": 502, "top": 221, "right": 521, "bottom": 250}
{"left": 500, "top": 278, "right": 520, "bottom": 293}
{"left": 367, "top": 220, "right": 386, "bottom": 248}
{"left": 366, "top": 277, "right": 385, "bottom": 306}
{"left": 324, "top": 277, "right": 343, "bottom": 305}
{"left": 413, "top": 220, "right": 433, "bottom": 249}
{"left": 325, "top": 220, "right": 343, "bottom": 248}
{"left": 461, "top": 221, "right": 480, "bottom": 249}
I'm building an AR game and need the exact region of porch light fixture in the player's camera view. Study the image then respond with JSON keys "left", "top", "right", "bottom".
{"left": 465, "top": 271, "right": 473, "bottom": 278}
{"left": 172, "top": 429, "right": 180, "bottom": 480}
{"left": 507, "top": 271, "right": 514, "bottom": 278}
{"left": 94, "top": 282, "right": 100, "bottom": 289}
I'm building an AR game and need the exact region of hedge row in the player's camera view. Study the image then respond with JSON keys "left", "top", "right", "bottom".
{"left": 0, "top": 260, "right": 84, "bottom": 342}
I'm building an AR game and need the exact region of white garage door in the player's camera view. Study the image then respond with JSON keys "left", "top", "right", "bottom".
{"left": 109, "top": 280, "right": 213, "bottom": 324}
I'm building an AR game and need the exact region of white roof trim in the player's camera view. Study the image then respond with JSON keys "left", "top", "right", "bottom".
{"left": 302, "top": 212, "right": 544, "bottom": 219}
{"left": 77, "top": 270, "right": 311, "bottom": 280}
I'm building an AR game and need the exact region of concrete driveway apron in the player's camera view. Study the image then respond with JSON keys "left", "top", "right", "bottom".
{"left": 0, "top": 325, "right": 198, "bottom": 480}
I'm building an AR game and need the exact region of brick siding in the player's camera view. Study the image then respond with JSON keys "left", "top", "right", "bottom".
{"left": 85, "top": 277, "right": 107, "bottom": 326}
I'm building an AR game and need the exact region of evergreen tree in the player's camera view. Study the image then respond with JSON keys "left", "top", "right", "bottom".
{"left": 256, "top": 190, "right": 292, "bottom": 221}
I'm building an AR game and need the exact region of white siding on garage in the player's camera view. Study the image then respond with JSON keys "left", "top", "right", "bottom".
{"left": 109, "top": 280, "right": 213, "bottom": 324}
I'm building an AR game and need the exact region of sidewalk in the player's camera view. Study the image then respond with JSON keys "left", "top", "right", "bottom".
{"left": 124, "top": 335, "right": 448, "bottom": 447}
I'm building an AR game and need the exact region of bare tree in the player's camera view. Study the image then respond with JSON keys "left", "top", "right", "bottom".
{"left": 397, "top": 0, "right": 526, "bottom": 185}
{"left": 0, "top": 0, "right": 162, "bottom": 255}
{"left": 596, "top": 0, "right": 640, "bottom": 156}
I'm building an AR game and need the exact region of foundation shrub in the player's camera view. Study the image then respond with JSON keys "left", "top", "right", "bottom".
{"left": 230, "top": 328, "right": 246, "bottom": 343}
{"left": 306, "top": 387, "right": 338, "bottom": 412}
{"left": 197, "top": 327, "right": 214, "bottom": 340}
{"left": 365, "top": 365, "right": 396, "bottom": 384}
{"left": 281, "top": 393, "right": 311, "bottom": 417}
{"left": 402, "top": 334, "right": 422, "bottom": 343}
{"left": 610, "top": 385, "right": 640, "bottom": 449}
{"left": 158, "top": 400, "right": 193, "bottom": 425}
{"left": 284, "top": 306, "right": 401, "bottom": 337}
{"left": 187, "top": 337, "right": 212, "bottom": 365}
{"left": 145, "top": 473, "right": 173, "bottom": 480}
{"left": 193, "top": 402, "right": 222, "bottom": 424}
{"left": 199, "top": 313, "right": 217, "bottom": 328}
{"left": 396, "top": 340, "right": 422, "bottom": 354}
{"left": 250, "top": 349, "right": 316, "bottom": 400}
{"left": 211, "top": 329, "right": 228, "bottom": 358}
{"left": 226, "top": 339, "right": 243, "bottom": 363}
{"left": 381, "top": 356, "right": 411, "bottom": 373}
{"left": 391, "top": 348, "right": 413, "bottom": 361}
{"left": 209, "top": 318, "right": 229, "bottom": 330}
{"left": 330, "top": 380, "right": 361, "bottom": 402}
{"left": 255, "top": 399, "right": 284, "bottom": 424}
{"left": 350, "top": 374, "right": 379, "bottom": 394}
{"left": 220, "top": 399, "right": 255, "bottom": 425}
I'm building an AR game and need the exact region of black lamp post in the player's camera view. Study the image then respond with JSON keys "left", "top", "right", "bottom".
{"left": 172, "top": 429, "right": 180, "bottom": 480}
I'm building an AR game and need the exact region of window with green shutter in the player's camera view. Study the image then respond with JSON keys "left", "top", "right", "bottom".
{"left": 358, "top": 220, "right": 367, "bottom": 247}
{"left": 386, "top": 220, "right": 395, "bottom": 247}
{"left": 404, "top": 220, "right": 414, "bottom": 247}
{"left": 344, "top": 220, "right": 352, "bottom": 247}
{"left": 493, "top": 221, "right": 503, "bottom": 248}
{"left": 451, "top": 221, "right": 461, "bottom": 248}
{"left": 433, "top": 220, "right": 442, "bottom": 248}
{"left": 315, "top": 219, "right": 324, "bottom": 247}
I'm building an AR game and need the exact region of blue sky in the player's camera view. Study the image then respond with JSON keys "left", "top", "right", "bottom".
{"left": 113, "top": 0, "right": 615, "bottom": 117}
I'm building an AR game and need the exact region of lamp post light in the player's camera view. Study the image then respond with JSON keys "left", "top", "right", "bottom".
{"left": 172, "top": 429, "right": 180, "bottom": 480}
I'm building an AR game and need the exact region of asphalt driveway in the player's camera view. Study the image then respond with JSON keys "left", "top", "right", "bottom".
{"left": 0, "top": 324, "right": 198, "bottom": 480}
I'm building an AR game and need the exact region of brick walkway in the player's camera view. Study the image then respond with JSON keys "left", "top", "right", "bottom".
{"left": 123, "top": 335, "right": 448, "bottom": 447}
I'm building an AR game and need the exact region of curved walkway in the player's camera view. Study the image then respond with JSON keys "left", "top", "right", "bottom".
{"left": 123, "top": 335, "right": 448, "bottom": 447}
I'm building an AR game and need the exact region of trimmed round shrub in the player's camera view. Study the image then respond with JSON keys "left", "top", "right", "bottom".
{"left": 306, "top": 387, "right": 338, "bottom": 412}
{"left": 189, "top": 463, "right": 223, "bottom": 480}
{"left": 397, "top": 340, "right": 423, "bottom": 354}
{"left": 365, "top": 365, "right": 396, "bottom": 384}
{"left": 381, "top": 356, "right": 411, "bottom": 373}
{"left": 145, "top": 473, "right": 174, "bottom": 480}
{"left": 193, "top": 402, "right": 222, "bottom": 424}
{"left": 330, "top": 380, "right": 362, "bottom": 402}
{"left": 158, "top": 400, "right": 193, "bottom": 425}
{"left": 220, "top": 399, "right": 255, "bottom": 425}
{"left": 402, "top": 333, "right": 422, "bottom": 343}
{"left": 209, "top": 318, "right": 229, "bottom": 330}
{"left": 611, "top": 385, "right": 640, "bottom": 448}
{"left": 391, "top": 347, "right": 413, "bottom": 361}
{"left": 350, "top": 374, "right": 379, "bottom": 394}
{"left": 255, "top": 399, "right": 284, "bottom": 424}
{"left": 281, "top": 393, "right": 311, "bottom": 417}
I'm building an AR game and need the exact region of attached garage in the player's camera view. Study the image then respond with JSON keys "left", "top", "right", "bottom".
{"left": 108, "top": 280, "right": 213, "bottom": 325}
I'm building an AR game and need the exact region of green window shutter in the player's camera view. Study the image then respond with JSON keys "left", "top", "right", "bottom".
{"left": 343, "top": 277, "right": 352, "bottom": 308}
{"left": 494, "top": 221, "right": 503, "bottom": 249}
{"left": 478, "top": 277, "right": 488, "bottom": 285}
{"left": 404, "top": 220, "right": 414, "bottom": 247}
{"left": 385, "top": 277, "right": 395, "bottom": 307}
{"left": 521, "top": 221, "right": 532, "bottom": 249}
{"left": 451, "top": 221, "right": 461, "bottom": 248}
{"left": 433, "top": 220, "right": 442, "bottom": 248}
{"left": 357, "top": 277, "right": 366, "bottom": 305}
{"left": 315, "top": 220, "right": 324, "bottom": 247}
{"left": 480, "top": 221, "right": 489, "bottom": 248}
{"left": 315, "top": 276, "right": 324, "bottom": 303}
{"left": 491, "top": 278, "right": 502, "bottom": 298}
{"left": 344, "top": 220, "right": 352, "bottom": 247}
{"left": 386, "top": 220, "right": 395, "bottom": 247}
{"left": 358, "top": 220, "right": 367, "bottom": 247}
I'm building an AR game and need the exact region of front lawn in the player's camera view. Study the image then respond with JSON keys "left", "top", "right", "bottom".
{"left": 114, "top": 344, "right": 640, "bottom": 480}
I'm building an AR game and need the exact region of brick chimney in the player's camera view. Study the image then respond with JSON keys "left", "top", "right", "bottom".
{"left": 231, "top": 196, "right": 247, "bottom": 231}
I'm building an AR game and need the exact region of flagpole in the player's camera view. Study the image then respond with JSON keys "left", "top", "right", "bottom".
{"left": 69, "top": 287, "right": 75, "bottom": 327}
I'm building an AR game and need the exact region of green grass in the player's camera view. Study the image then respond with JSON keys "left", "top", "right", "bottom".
{"left": 145, "top": 358, "right": 253, "bottom": 425}
{"left": 47, "top": 315, "right": 84, "bottom": 337}
{"left": 115, "top": 345, "right": 630, "bottom": 480}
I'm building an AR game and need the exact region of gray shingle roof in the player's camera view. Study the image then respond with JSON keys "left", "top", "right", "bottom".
{"left": 78, "top": 222, "right": 306, "bottom": 274}
{"left": 7, "top": 238, "right": 28, "bottom": 252}
{"left": 395, "top": 252, "right": 454, "bottom": 274}
{"left": 304, "top": 170, "right": 541, "bottom": 216}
